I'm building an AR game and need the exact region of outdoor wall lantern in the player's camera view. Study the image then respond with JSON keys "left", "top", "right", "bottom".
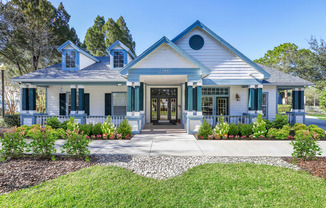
{"left": 236, "top": 93, "right": 240, "bottom": 101}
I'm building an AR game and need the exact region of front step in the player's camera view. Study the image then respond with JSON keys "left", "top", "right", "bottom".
{"left": 141, "top": 123, "right": 186, "bottom": 134}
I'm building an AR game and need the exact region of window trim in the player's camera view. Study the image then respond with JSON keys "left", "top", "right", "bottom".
{"left": 262, "top": 92, "right": 268, "bottom": 119}
{"left": 112, "top": 49, "right": 127, "bottom": 69}
{"left": 62, "top": 49, "right": 80, "bottom": 70}
{"left": 112, "top": 92, "right": 127, "bottom": 115}
{"left": 202, "top": 87, "right": 230, "bottom": 115}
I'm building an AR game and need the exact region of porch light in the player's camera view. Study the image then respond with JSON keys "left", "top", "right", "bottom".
{"left": 236, "top": 93, "right": 240, "bottom": 101}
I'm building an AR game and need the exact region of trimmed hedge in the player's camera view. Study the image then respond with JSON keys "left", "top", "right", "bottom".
{"left": 278, "top": 105, "right": 292, "bottom": 113}
{"left": 4, "top": 114, "right": 20, "bottom": 127}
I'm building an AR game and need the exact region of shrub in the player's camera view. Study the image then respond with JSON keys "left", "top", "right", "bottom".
{"left": 308, "top": 124, "right": 319, "bottom": 129}
{"left": 0, "top": 127, "right": 27, "bottom": 159}
{"left": 228, "top": 123, "right": 239, "bottom": 136}
{"left": 278, "top": 104, "right": 292, "bottom": 113}
{"left": 213, "top": 115, "right": 230, "bottom": 135}
{"left": 15, "top": 125, "right": 30, "bottom": 137}
{"left": 291, "top": 130, "right": 322, "bottom": 159}
{"left": 101, "top": 116, "right": 116, "bottom": 135}
{"left": 267, "top": 125, "right": 290, "bottom": 140}
{"left": 56, "top": 128, "right": 66, "bottom": 139}
{"left": 4, "top": 114, "right": 20, "bottom": 127}
{"left": 272, "top": 114, "right": 288, "bottom": 129}
{"left": 252, "top": 114, "right": 267, "bottom": 138}
{"left": 116, "top": 118, "right": 132, "bottom": 139}
{"left": 67, "top": 117, "right": 79, "bottom": 131}
{"left": 62, "top": 129, "right": 90, "bottom": 158}
{"left": 197, "top": 119, "right": 213, "bottom": 139}
{"left": 263, "top": 119, "right": 273, "bottom": 131}
{"left": 293, "top": 123, "right": 308, "bottom": 132}
{"left": 92, "top": 123, "right": 102, "bottom": 136}
{"left": 46, "top": 117, "right": 61, "bottom": 129}
{"left": 309, "top": 128, "right": 325, "bottom": 138}
{"left": 60, "top": 120, "right": 69, "bottom": 130}
{"left": 79, "top": 124, "right": 93, "bottom": 136}
{"left": 28, "top": 125, "right": 57, "bottom": 157}
{"left": 239, "top": 124, "right": 253, "bottom": 137}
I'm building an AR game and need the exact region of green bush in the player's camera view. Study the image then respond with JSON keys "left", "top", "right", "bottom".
{"left": 61, "top": 129, "right": 90, "bottom": 158}
{"left": 252, "top": 114, "right": 267, "bottom": 138}
{"left": 92, "top": 123, "right": 102, "bottom": 136}
{"left": 116, "top": 118, "right": 132, "bottom": 139}
{"left": 263, "top": 119, "right": 273, "bottom": 131}
{"left": 0, "top": 127, "right": 27, "bottom": 159}
{"left": 267, "top": 125, "right": 290, "bottom": 140}
{"left": 308, "top": 124, "right": 319, "bottom": 129}
{"left": 60, "top": 120, "right": 69, "bottom": 130}
{"left": 79, "top": 124, "right": 93, "bottom": 136}
{"left": 197, "top": 119, "right": 213, "bottom": 139}
{"left": 309, "top": 128, "right": 325, "bottom": 138}
{"left": 228, "top": 123, "right": 239, "bottom": 136}
{"left": 4, "top": 114, "right": 20, "bottom": 127}
{"left": 101, "top": 116, "right": 116, "bottom": 135}
{"left": 28, "top": 125, "right": 57, "bottom": 157}
{"left": 293, "top": 123, "right": 308, "bottom": 132}
{"left": 56, "top": 128, "right": 66, "bottom": 139}
{"left": 278, "top": 105, "right": 292, "bottom": 113}
{"left": 239, "top": 124, "right": 253, "bottom": 137}
{"left": 291, "top": 130, "right": 322, "bottom": 159}
{"left": 15, "top": 125, "right": 30, "bottom": 137}
{"left": 272, "top": 114, "right": 288, "bottom": 129}
{"left": 67, "top": 117, "right": 79, "bottom": 131}
{"left": 46, "top": 117, "right": 61, "bottom": 129}
{"left": 213, "top": 115, "right": 230, "bottom": 135}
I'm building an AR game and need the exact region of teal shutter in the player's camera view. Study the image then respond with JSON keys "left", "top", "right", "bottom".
{"left": 22, "top": 88, "right": 29, "bottom": 111}
{"left": 185, "top": 82, "right": 188, "bottom": 111}
{"left": 84, "top": 93, "right": 90, "bottom": 115}
{"left": 140, "top": 82, "right": 144, "bottom": 111}
{"left": 105, "top": 93, "right": 111, "bottom": 116}
{"left": 257, "top": 88, "right": 262, "bottom": 111}
{"left": 59, "top": 93, "right": 66, "bottom": 115}
{"left": 193, "top": 87, "right": 197, "bottom": 111}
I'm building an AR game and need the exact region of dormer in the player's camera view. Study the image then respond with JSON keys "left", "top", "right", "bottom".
{"left": 57, "top": 40, "right": 99, "bottom": 70}
{"left": 106, "top": 40, "right": 136, "bottom": 70}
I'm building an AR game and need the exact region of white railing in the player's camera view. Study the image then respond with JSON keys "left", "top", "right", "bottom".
{"left": 203, "top": 115, "right": 256, "bottom": 127}
{"left": 35, "top": 115, "right": 70, "bottom": 126}
{"left": 86, "top": 115, "right": 125, "bottom": 127}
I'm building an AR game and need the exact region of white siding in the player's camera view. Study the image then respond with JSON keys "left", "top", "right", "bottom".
{"left": 263, "top": 85, "right": 277, "bottom": 121}
{"left": 133, "top": 43, "right": 197, "bottom": 68}
{"left": 229, "top": 86, "right": 248, "bottom": 115}
{"left": 80, "top": 53, "right": 96, "bottom": 69}
{"left": 175, "top": 27, "right": 264, "bottom": 79}
{"left": 47, "top": 85, "right": 127, "bottom": 116}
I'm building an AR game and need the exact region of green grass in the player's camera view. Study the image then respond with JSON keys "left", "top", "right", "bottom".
{"left": 308, "top": 114, "right": 326, "bottom": 121}
{"left": 1, "top": 163, "right": 326, "bottom": 207}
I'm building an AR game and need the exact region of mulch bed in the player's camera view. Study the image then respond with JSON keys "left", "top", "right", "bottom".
{"left": 282, "top": 157, "right": 326, "bottom": 180}
{"left": 0, "top": 156, "right": 97, "bottom": 195}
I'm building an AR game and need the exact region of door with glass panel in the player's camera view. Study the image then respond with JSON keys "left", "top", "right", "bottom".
{"left": 202, "top": 97, "right": 214, "bottom": 115}
{"left": 150, "top": 88, "right": 177, "bottom": 123}
{"left": 216, "top": 97, "right": 228, "bottom": 115}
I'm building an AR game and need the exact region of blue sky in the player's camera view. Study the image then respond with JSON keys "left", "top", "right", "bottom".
{"left": 50, "top": 0, "right": 326, "bottom": 60}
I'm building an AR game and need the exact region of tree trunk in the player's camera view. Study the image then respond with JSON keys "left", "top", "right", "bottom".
{"left": 284, "top": 90, "right": 288, "bottom": 105}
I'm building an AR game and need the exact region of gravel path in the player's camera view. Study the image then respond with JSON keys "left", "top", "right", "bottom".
{"left": 94, "top": 155, "right": 300, "bottom": 179}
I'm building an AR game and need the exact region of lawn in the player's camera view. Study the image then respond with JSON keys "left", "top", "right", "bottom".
{"left": 308, "top": 114, "right": 326, "bottom": 121}
{"left": 1, "top": 163, "right": 326, "bottom": 207}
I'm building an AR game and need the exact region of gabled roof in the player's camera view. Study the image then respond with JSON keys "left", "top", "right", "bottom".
{"left": 57, "top": 40, "right": 99, "bottom": 62}
{"left": 172, "top": 20, "right": 271, "bottom": 79}
{"left": 106, "top": 40, "right": 136, "bottom": 59}
{"left": 120, "top": 36, "right": 210, "bottom": 75}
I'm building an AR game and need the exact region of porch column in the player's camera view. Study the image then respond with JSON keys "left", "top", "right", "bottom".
{"left": 257, "top": 85, "right": 263, "bottom": 114}
{"left": 292, "top": 88, "right": 304, "bottom": 112}
{"left": 70, "top": 85, "right": 77, "bottom": 114}
{"left": 248, "top": 85, "right": 256, "bottom": 114}
{"left": 127, "top": 82, "right": 132, "bottom": 116}
{"left": 187, "top": 82, "right": 193, "bottom": 115}
{"left": 28, "top": 85, "right": 36, "bottom": 114}
{"left": 193, "top": 85, "right": 197, "bottom": 113}
{"left": 134, "top": 82, "right": 140, "bottom": 116}
{"left": 139, "top": 82, "right": 144, "bottom": 112}
{"left": 197, "top": 84, "right": 202, "bottom": 115}
{"left": 22, "top": 85, "right": 29, "bottom": 114}
{"left": 78, "top": 85, "right": 85, "bottom": 114}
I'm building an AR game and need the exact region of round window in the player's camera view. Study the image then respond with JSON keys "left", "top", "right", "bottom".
{"left": 189, "top": 35, "right": 204, "bottom": 50}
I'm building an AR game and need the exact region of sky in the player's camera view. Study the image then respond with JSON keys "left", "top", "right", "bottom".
{"left": 49, "top": 0, "right": 326, "bottom": 60}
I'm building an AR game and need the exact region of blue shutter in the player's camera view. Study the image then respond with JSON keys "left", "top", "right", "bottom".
{"left": 59, "top": 93, "right": 66, "bottom": 115}
{"left": 84, "top": 93, "right": 90, "bottom": 115}
{"left": 105, "top": 93, "right": 111, "bottom": 116}
{"left": 140, "top": 82, "right": 144, "bottom": 111}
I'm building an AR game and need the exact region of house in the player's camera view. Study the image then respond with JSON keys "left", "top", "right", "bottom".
{"left": 12, "top": 20, "right": 313, "bottom": 134}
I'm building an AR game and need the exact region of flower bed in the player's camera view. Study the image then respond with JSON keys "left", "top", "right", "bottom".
{"left": 197, "top": 114, "right": 325, "bottom": 141}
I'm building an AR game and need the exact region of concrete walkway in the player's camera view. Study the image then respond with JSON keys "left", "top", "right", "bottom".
{"left": 306, "top": 115, "right": 326, "bottom": 130}
{"left": 53, "top": 132, "right": 326, "bottom": 157}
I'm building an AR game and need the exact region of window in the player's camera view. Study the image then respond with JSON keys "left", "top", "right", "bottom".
{"left": 66, "top": 51, "right": 76, "bottom": 68}
{"left": 113, "top": 51, "right": 124, "bottom": 68}
{"left": 66, "top": 92, "right": 79, "bottom": 115}
{"left": 202, "top": 88, "right": 229, "bottom": 96}
{"left": 262, "top": 93, "right": 268, "bottom": 119}
{"left": 113, "top": 93, "right": 127, "bottom": 115}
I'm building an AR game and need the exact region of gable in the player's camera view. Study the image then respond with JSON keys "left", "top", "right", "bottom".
{"left": 132, "top": 43, "right": 197, "bottom": 68}
{"left": 175, "top": 27, "right": 264, "bottom": 79}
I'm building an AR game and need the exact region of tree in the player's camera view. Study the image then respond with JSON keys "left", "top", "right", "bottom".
{"left": 0, "top": 0, "right": 80, "bottom": 75}
{"left": 308, "top": 37, "right": 326, "bottom": 90}
{"left": 84, "top": 16, "right": 106, "bottom": 56}
{"left": 103, "top": 17, "right": 135, "bottom": 54}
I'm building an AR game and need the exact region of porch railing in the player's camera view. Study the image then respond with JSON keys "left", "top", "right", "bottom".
{"left": 203, "top": 115, "right": 256, "bottom": 127}
{"left": 35, "top": 115, "right": 70, "bottom": 126}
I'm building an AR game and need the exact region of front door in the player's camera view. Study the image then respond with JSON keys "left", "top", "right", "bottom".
{"left": 151, "top": 88, "right": 177, "bottom": 123}
{"left": 216, "top": 97, "right": 228, "bottom": 115}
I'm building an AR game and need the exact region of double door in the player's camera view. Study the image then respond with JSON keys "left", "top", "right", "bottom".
{"left": 202, "top": 96, "right": 228, "bottom": 115}
{"left": 151, "top": 97, "right": 177, "bottom": 123}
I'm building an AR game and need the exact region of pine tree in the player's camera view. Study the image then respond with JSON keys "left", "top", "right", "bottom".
{"left": 116, "top": 16, "right": 135, "bottom": 54}
{"left": 84, "top": 15, "right": 106, "bottom": 56}
{"left": 103, "top": 18, "right": 122, "bottom": 48}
